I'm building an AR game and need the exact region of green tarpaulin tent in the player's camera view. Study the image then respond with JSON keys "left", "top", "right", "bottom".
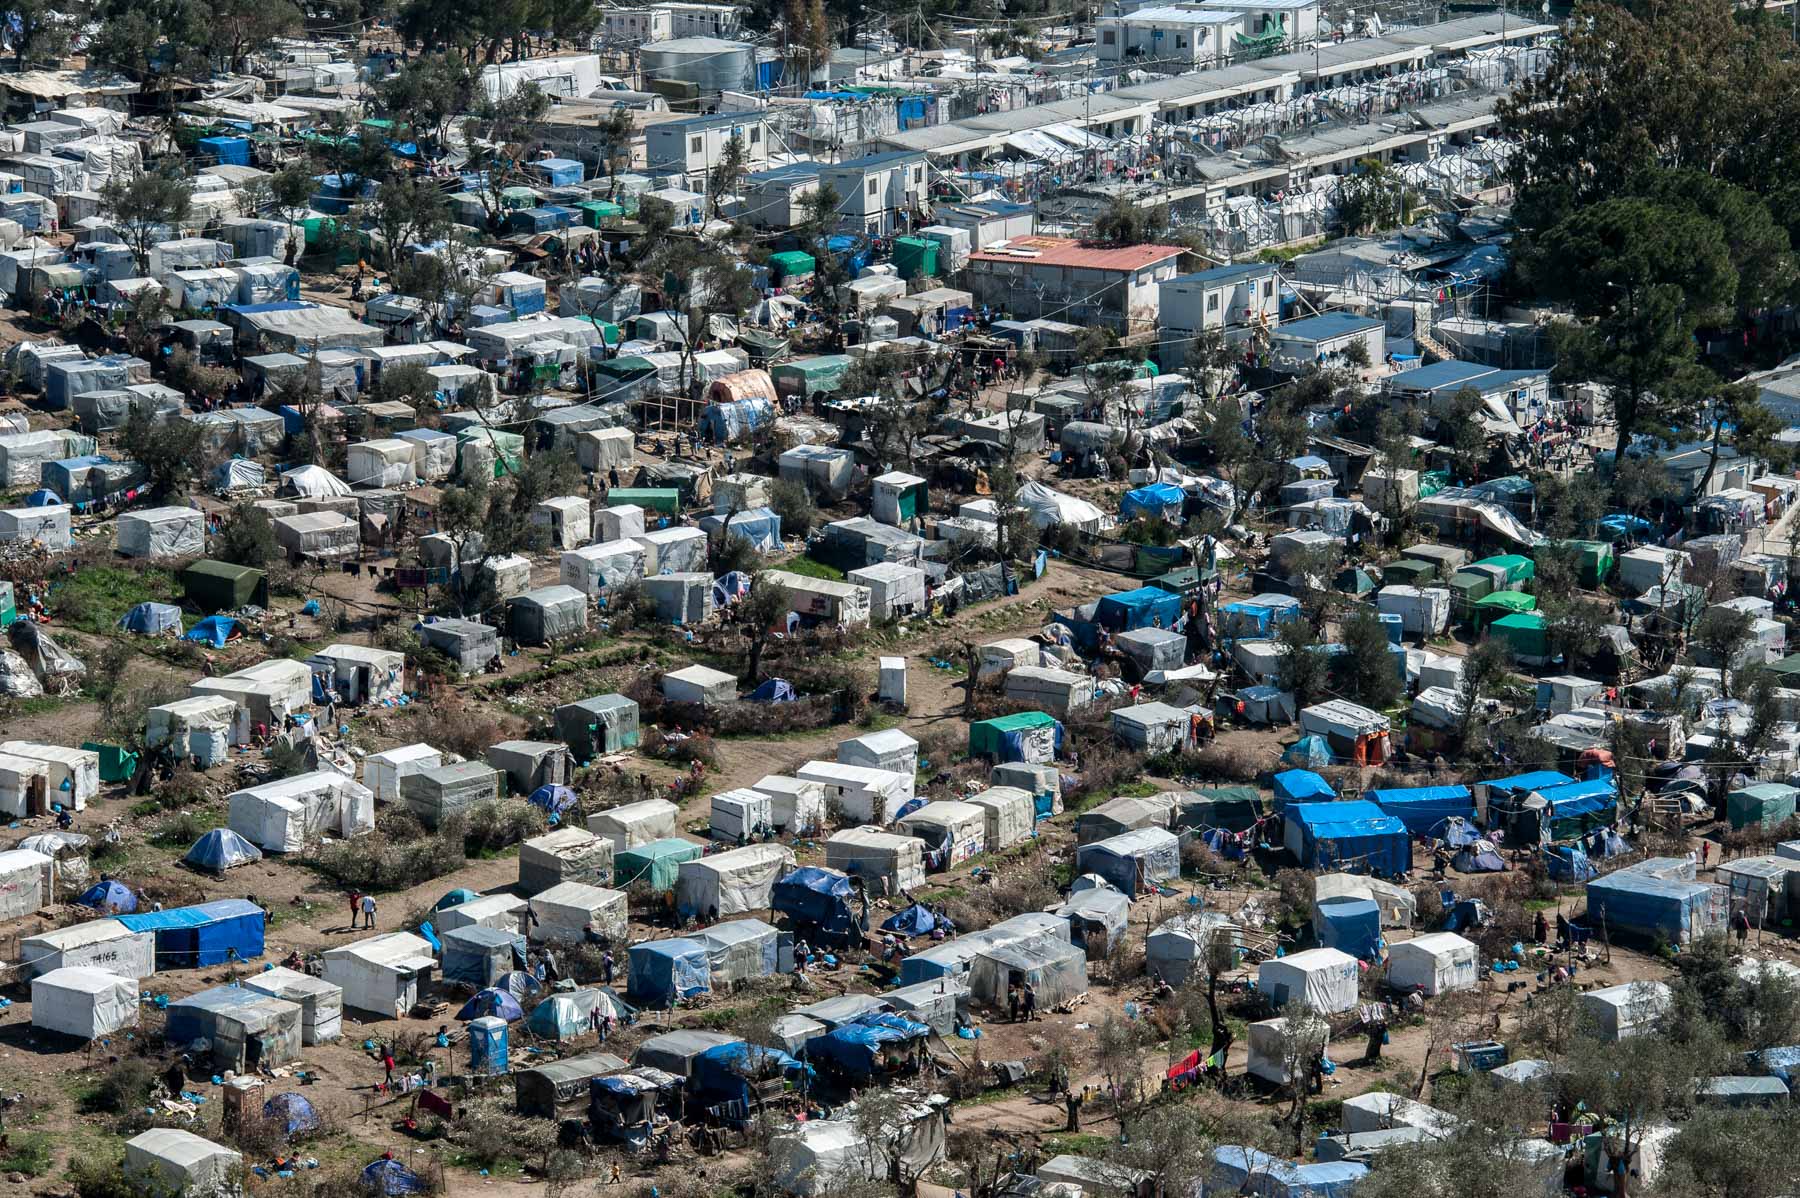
{"left": 772, "top": 355, "right": 852, "bottom": 396}
{"left": 1562, "top": 540, "right": 1615, "bottom": 587}
{"left": 607, "top": 487, "right": 681, "bottom": 514}
{"left": 615, "top": 838, "right": 703, "bottom": 891}
{"left": 1728, "top": 783, "right": 1799, "bottom": 830}
{"left": 1471, "top": 589, "right": 1537, "bottom": 630}
{"left": 181, "top": 560, "right": 269, "bottom": 613}
{"left": 969, "top": 711, "right": 1059, "bottom": 759}
{"left": 1382, "top": 559, "right": 1437, "bottom": 587}
{"left": 769, "top": 250, "right": 816, "bottom": 281}
{"left": 1491, "top": 611, "right": 1549, "bottom": 662}
{"left": 1473, "top": 554, "right": 1534, "bottom": 588}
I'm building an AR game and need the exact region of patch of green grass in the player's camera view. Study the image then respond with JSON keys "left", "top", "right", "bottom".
{"left": 449, "top": 1153, "right": 523, "bottom": 1178}
{"left": 49, "top": 565, "right": 178, "bottom": 635}
{"left": 1523, "top": 898, "right": 1559, "bottom": 911}
{"left": 3, "top": 695, "right": 63, "bottom": 716}
{"left": 1042, "top": 1133, "right": 1111, "bottom": 1158}
{"left": 777, "top": 556, "right": 846, "bottom": 582}
{"left": 1113, "top": 781, "right": 1161, "bottom": 798}
{"left": 0, "top": 1130, "right": 52, "bottom": 1176}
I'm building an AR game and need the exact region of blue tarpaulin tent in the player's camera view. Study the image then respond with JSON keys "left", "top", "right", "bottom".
{"left": 529, "top": 784, "right": 578, "bottom": 816}
{"left": 24, "top": 488, "right": 60, "bottom": 506}
{"left": 362, "top": 1159, "right": 429, "bottom": 1195}
{"left": 263, "top": 1092, "right": 320, "bottom": 1135}
{"left": 119, "top": 602, "right": 182, "bottom": 635}
{"left": 1220, "top": 593, "right": 1303, "bottom": 641}
{"left": 1586, "top": 869, "right": 1720, "bottom": 945}
{"left": 457, "top": 988, "right": 525, "bottom": 1022}
{"left": 1366, "top": 785, "right": 1477, "bottom": 836}
{"left": 1284, "top": 801, "right": 1412, "bottom": 876}
{"left": 1479, "top": 770, "right": 1573, "bottom": 802}
{"left": 1120, "top": 482, "right": 1186, "bottom": 522}
{"left": 628, "top": 938, "right": 711, "bottom": 1005}
{"left": 1283, "top": 736, "right": 1332, "bottom": 767}
{"left": 1209, "top": 1146, "right": 1367, "bottom": 1197}
{"left": 881, "top": 904, "right": 938, "bottom": 937}
{"left": 1315, "top": 896, "right": 1382, "bottom": 960}
{"left": 772, "top": 867, "right": 859, "bottom": 943}
{"left": 183, "top": 828, "right": 263, "bottom": 873}
{"left": 1272, "top": 769, "right": 1334, "bottom": 806}
{"left": 748, "top": 678, "right": 797, "bottom": 703}
{"left": 1530, "top": 779, "right": 1617, "bottom": 842}
{"left": 1095, "top": 587, "right": 1183, "bottom": 633}
{"left": 435, "top": 888, "right": 479, "bottom": 909}
{"left": 1545, "top": 845, "right": 1597, "bottom": 882}
{"left": 116, "top": 898, "right": 265, "bottom": 968}
{"left": 78, "top": 879, "right": 137, "bottom": 913}
{"left": 805, "top": 1012, "right": 931, "bottom": 1077}
{"left": 691, "top": 1042, "right": 810, "bottom": 1106}
{"left": 185, "top": 615, "right": 238, "bottom": 647}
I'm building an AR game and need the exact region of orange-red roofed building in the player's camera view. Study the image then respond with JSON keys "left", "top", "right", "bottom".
{"left": 963, "top": 235, "right": 1195, "bottom": 333}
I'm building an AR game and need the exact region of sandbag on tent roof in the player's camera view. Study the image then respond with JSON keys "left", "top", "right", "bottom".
{"left": 183, "top": 827, "right": 263, "bottom": 873}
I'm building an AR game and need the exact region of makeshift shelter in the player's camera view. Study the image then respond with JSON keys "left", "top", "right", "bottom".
{"left": 772, "top": 866, "right": 860, "bottom": 944}
{"left": 1729, "top": 783, "right": 1800, "bottom": 831}
{"left": 662, "top": 664, "right": 737, "bottom": 705}
{"left": 807, "top": 1012, "right": 931, "bottom": 1079}
{"left": 306, "top": 643, "right": 405, "bottom": 704}
{"left": 417, "top": 618, "right": 500, "bottom": 674}
{"left": 1386, "top": 932, "right": 1479, "bottom": 996}
{"left": 675, "top": 843, "right": 794, "bottom": 919}
{"left": 1146, "top": 911, "right": 1240, "bottom": 985}
{"left": 124, "top": 1131, "right": 241, "bottom": 1198}
{"left": 797, "top": 761, "right": 913, "bottom": 824}
{"left": 320, "top": 932, "right": 437, "bottom": 1018}
{"left": 588, "top": 798, "right": 680, "bottom": 851}
{"left": 401, "top": 761, "right": 502, "bottom": 830}
{"left": 32, "top": 965, "right": 138, "bottom": 1039}
{"left": 969, "top": 937, "right": 1088, "bottom": 1011}
{"left": 240, "top": 966, "right": 343, "bottom": 1044}
{"left": 0, "top": 848, "right": 49, "bottom": 920}
{"left": 897, "top": 800, "right": 987, "bottom": 868}
{"left": 753, "top": 775, "right": 828, "bottom": 834}
{"left": 825, "top": 827, "right": 927, "bottom": 896}
{"left": 614, "top": 837, "right": 702, "bottom": 891}
{"left": 555, "top": 693, "right": 640, "bottom": 761}
{"left": 838, "top": 727, "right": 920, "bottom": 778}
{"left": 441, "top": 925, "right": 528, "bottom": 988}
{"left": 486, "top": 739, "right": 570, "bottom": 795}
{"left": 1206, "top": 1147, "right": 1367, "bottom": 1198}
{"left": 78, "top": 878, "right": 134, "bottom": 913}
{"left": 520, "top": 827, "right": 613, "bottom": 894}
{"left": 1376, "top": 585, "right": 1451, "bottom": 636}
{"left": 1054, "top": 882, "right": 1131, "bottom": 954}
{"left": 1298, "top": 700, "right": 1392, "bottom": 765}
{"left": 1586, "top": 870, "right": 1726, "bottom": 946}
{"left": 628, "top": 941, "right": 713, "bottom": 1005}
{"left": 362, "top": 743, "right": 442, "bottom": 804}
{"left": 561, "top": 540, "right": 645, "bottom": 595}
{"left": 1112, "top": 701, "right": 1191, "bottom": 754}
{"left": 1283, "top": 801, "right": 1411, "bottom": 876}
{"left": 0, "top": 740, "right": 98, "bottom": 809}
{"left": 967, "top": 711, "right": 1063, "bottom": 765}
{"left": 1074, "top": 827, "right": 1180, "bottom": 897}
{"left": 227, "top": 770, "right": 374, "bottom": 852}
{"left": 710, "top": 788, "right": 771, "bottom": 843}
{"left": 1078, "top": 794, "right": 1177, "bottom": 843}
{"left": 1366, "top": 785, "right": 1476, "bottom": 836}
{"left": 509, "top": 585, "right": 589, "bottom": 645}
{"left": 1273, "top": 769, "right": 1335, "bottom": 807}
{"left": 1314, "top": 896, "right": 1382, "bottom": 960}
{"left": 526, "top": 990, "right": 633, "bottom": 1043}
{"left": 694, "top": 917, "right": 780, "bottom": 986}
{"left": 1247, "top": 1016, "right": 1331, "bottom": 1087}
{"left": 182, "top": 828, "right": 262, "bottom": 874}
{"left": 967, "top": 787, "right": 1034, "bottom": 851}
{"left": 898, "top": 913, "right": 1071, "bottom": 986}
{"left": 1257, "top": 947, "right": 1360, "bottom": 1013}
{"left": 530, "top": 881, "right": 629, "bottom": 944}
{"left": 21, "top": 919, "right": 154, "bottom": 981}
{"left": 515, "top": 1050, "right": 630, "bottom": 1118}
{"left": 166, "top": 984, "right": 302, "bottom": 1071}
{"left": 1580, "top": 981, "right": 1672, "bottom": 1040}
{"left": 437, "top": 893, "right": 528, "bottom": 936}
{"left": 115, "top": 898, "right": 265, "bottom": 970}
{"left": 115, "top": 505, "right": 204, "bottom": 558}
{"left": 119, "top": 602, "right": 183, "bottom": 638}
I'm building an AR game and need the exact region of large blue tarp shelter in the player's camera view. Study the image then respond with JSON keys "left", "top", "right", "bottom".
{"left": 1209, "top": 1146, "right": 1367, "bottom": 1197}
{"left": 1479, "top": 769, "right": 1573, "bottom": 802}
{"left": 1094, "top": 586, "right": 1182, "bottom": 634}
{"left": 1272, "top": 769, "right": 1334, "bottom": 807}
{"left": 628, "top": 938, "right": 711, "bottom": 1005}
{"left": 186, "top": 615, "right": 239, "bottom": 647}
{"left": 805, "top": 1012, "right": 931, "bottom": 1077}
{"left": 691, "top": 1042, "right": 810, "bottom": 1105}
{"left": 116, "top": 898, "right": 265, "bottom": 968}
{"left": 1284, "top": 802, "right": 1411, "bottom": 876}
{"left": 1366, "top": 785, "right": 1476, "bottom": 835}
{"left": 772, "top": 867, "right": 859, "bottom": 943}
{"left": 1120, "top": 482, "right": 1185, "bottom": 522}
{"left": 1219, "top": 593, "right": 1302, "bottom": 641}
{"left": 1586, "top": 868, "right": 1720, "bottom": 945}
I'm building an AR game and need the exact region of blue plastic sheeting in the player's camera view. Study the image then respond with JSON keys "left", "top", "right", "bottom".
{"left": 749, "top": 678, "right": 796, "bottom": 703}
{"left": 458, "top": 988, "right": 526, "bottom": 1021}
{"left": 1283, "top": 736, "right": 1332, "bottom": 767}
{"left": 493, "top": 970, "right": 542, "bottom": 1000}
{"left": 1316, "top": 896, "right": 1381, "bottom": 960}
{"left": 185, "top": 615, "right": 238, "bottom": 647}
{"left": 1286, "top": 801, "right": 1412, "bottom": 877}
{"left": 116, "top": 898, "right": 266, "bottom": 968}
{"left": 1599, "top": 513, "right": 1656, "bottom": 541}
{"left": 1586, "top": 872, "right": 1716, "bottom": 942}
{"left": 1760, "top": 1046, "right": 1800, "bottom": 1084}
{"left": 531, "top": 158, "right": 585, "bottom": 187}
{"left": 1220, "top": 595, "right": 1303, "bottom": 640}
{"left": 435, "top": 888, "right": 480, "bottom": 909}
{"left": 699, "top": 396, "right": 776, "bottom": 444}
{"left": 805, "top": 1012, "right": 931, "bottom": 1076}
{"left": 1366, "top": 785, "right": 1476, "bottom": 835}
{"left": 183, "top": 828, "right": 263, "bottom": 872}
{"left": 692, "top": 1042, "right": 811, "bottom": 1104}
{"left": 773, "top": 867, "right": 859, "bottom": 942}
{"left": 1545, "top": 845, "right": 1597, "bottom": 882}
{"left": 119, "top": 602, "right": 182, "bottom": 635}
{"left": 263, "top": 1092, "right": 319, "bottom": 1135}
{"left": 881, "top": 904, "right": 938, "bottom": 936}
{"left": 198, "top": 135, "right": 250, "bottom": 165}
{"left": 713, "top": 572, "right": 751, "bottom": 609}
{"left": 700, "top": 506, "right": 781, "bottom": 552}
{"left": 1120, "top": 482, "right": 1186, "bottom": 522}
{"left": 1095, "top": 586, "right": 1183, "bottom": 632}
{"left": 1481, "top": 770, "right": 1573, "bottom": 797}
{"left": 362, "top": 1160, "right": 430, "bottom": 1196}
{"left": 24, "top": 488, "right": 59, "bottom": 506}
{"left": 1537, "top": 779, "right": 1614, "bottom": 805}
{"left": 628, "top": 938, "right": 711, "bottom": 1005}
{"left": 79, "top": 879, "right": 137, "bottom": 913}
{"left": 1209, "top": 1146, "right": 1367, "bottom": 1198}
{"left": 529, "top": 784, "right": 578, "bottom": 816}
{"left": 1272, "top": 769, "right": 1334, "bottom": 805}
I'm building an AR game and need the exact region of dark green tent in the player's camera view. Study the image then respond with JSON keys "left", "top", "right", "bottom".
{"left": 181, "top": 560, "right": 269, "bottom": 612}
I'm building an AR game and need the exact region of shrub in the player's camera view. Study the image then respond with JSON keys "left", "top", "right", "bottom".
{"left": 0, "top": 1130, "right": 52, "bottom": 1176}
{"left": 153, "top": 811, "right": 212, "bottom": 849}
{"left": 652, "top": 730, "right": 719, "bottom": 769}
{"left": 448, "top": 1097, "right": 557, "bottom": 1172}
{"left": 84, "top": 1057, "right": 159, "bottom": 1114}
{"left": 416, "top": 691, "right": 526, "bottom": 760}
{"left": 463, "top": 799, "right": 547, "bottom": 855}
{"left": 310, "top": 817, "right": 467, "bottom": 891}
{"left": 70, "top": 1151, "right": 137, "bottom": 1198}
{"left": 768, "top": 478, "right": 818, "bottom": 536}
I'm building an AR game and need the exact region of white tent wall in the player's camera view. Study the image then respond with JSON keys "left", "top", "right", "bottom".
{"left": 1256, "top": 948, "right": 1359, "bottom": 1013}
{"left": 115, "top": 506, "right": 204, "bottom": 557}
{"left": 241, "top": 966, "right": 344, "bottom": 1044}
{"left": 21, "top": 920, "right": 156, "bottom": 980}
{"left": 595, "top": 504, "right": 647, "bottom": 541}
{"left": 519, "top": 827, "right": 614, "bottom": 895}
{"left": 751, "top": 775, "right": 828, "bottom": 834}
{"left": 1385, "top": 933, "right": 1478, "bottom": 996}
{"left": 897, "top": 801, "right": 986, "bottom": 866}
{"left": 124, "top": 1130, "right": 241, "bottom": 1198}
{"left": 320, "top": 932, "right": 437, "bottom": 1018}
{"left": 362, "top": 743, "right": 443, "bottom": 804}
{"left": 675, "top": 843, "right": 794, "bottom": 918}
{"left": 836, "top": 729, "right": 919, "bottom": 778}
{"left": 531, "top": 881, "right": 629, "bottom": 943}
{"left": 0, "top": 848, "right": 52, "bottom": 920}
{"left": 587, "top": 798, "right": 680, "bottom": 850}
{"left": 31, "top": 966, "right": 138, "bottom": 1038}
{"left": 797, "top": 761, "right": 914, "bottom": 824}
{"left": 824, "top": 827, "right": 926, "bottom": 896}
{"left": 346, "top": 439, "right": 418, "bottom": 488}
{"left": 968, "top": 787, "right": 1034, "bottom": 851}
{"left": 0, "top": 753, "right": 49, "bottom": 818}
{"left": 1245, "top": 1016, "right": 1329, "bottom": 1086}
{"left": 562, "top": 541, "right": 647, "bottom": 594}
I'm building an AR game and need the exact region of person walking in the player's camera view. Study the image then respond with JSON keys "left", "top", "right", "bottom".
{"left": 360, "top": 894, "right": 378, "bottom": 929}
{"left": 382, "top": 1047, "right": 396, "bottom": 1086}
{"left": 1736, "top": 908, "right": 1752, "bottom": 947}
{"left": 602, "top": 950, "right": 615, "bottom": 984}
{"left": 1008, "top": 984, "right": 1021, "bottom": 1023}
{"left": 349, "top": 891, "right": 362, "bottom": 932}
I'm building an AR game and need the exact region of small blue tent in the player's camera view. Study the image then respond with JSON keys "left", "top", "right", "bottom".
{"left": 1272, "top": 769, "right": 1334, "bottom": 807}
{"left": 628, "top": 938, "right": 711, "bottom": 1006}
{"left": 456, "top": 988, "right": 525, "bottom": 1022}
{"left": 528, "top": 784, "right": 578, "bottom": 816}
{"left": 183, "top": 828, "right": 263, "bottom": 873}
{"left": 435, "top": 888, "right": 480, "bottom": 909}
{"left": 78, "top": 879, "right": 137, "bottom": 913}
{"left": 1283, "top": 736, "right": 1333, "bottom": 768}
{"left": 1315, "top": 896, "right": 1382, "bottom": 959}
{"left": 23, "top": 488, "right": 60, "bottom": 506}
{"left": 119, "top": 602, "right": 183, "bottom": 635}
{"left": 362, "top": 1159, "right": 429, "bottom": 1196}
{"left": 806, "top": 1012, "right": 932, "bottom": 1077}
{"left": 772, "top": 867, "right": 859, "bottom": 943}
{"left": 185, "top": 615, "right": 238, "bottom": 647}
{"left": 263, "top": 1092, "right": 320, "bottom": 1135}
{"left": 748, "top": 678, "right": 796, "bottom": 703}
{"left": 881, "top": 904, "right": 937, "bottom": 937}
{"left": 1120, "top": 482, "right": 1186, "bottom": 523}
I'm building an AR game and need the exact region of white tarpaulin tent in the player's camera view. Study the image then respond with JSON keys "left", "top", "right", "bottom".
{"left": 562, "top": 540, "right": 646, "bottom": 594}
{"left": 1581, "top": 981, "right": 1671, "bottom": 1041}
{"left": 675, "top": 843, "right": 794, "bottom": 920}
{"left": 347, "top": 438, "right": 417, "bottom": 488}
{"left": 772, "top": 1098, "right": 944, "bottom": 1197}
{"left": 22, "top": 918, "right": 155, "bottom": 980}
{"left": 0, "top": 742, "right": 97, "bottom": 809}
{"left": 280, "top": 464, "right": 352, "bottom": 498}
{"left": 824, "top": 827, "right": 926, "bottom": 896}
{"left": 530, "top": 881, "right": 629, "bottom": 944}
{"left": 587, "top": 798, "right": 679, "bottom": 850}
{"left": 1257, "top": 947, "right": 1359, "bottom": 1013}
{"left": 227, "top": 770, "right": 375, "bottom": 852}
{"left": 519, "top": 827, "right": 614, "bottom": 894}
{"left": 321, "top": 932, "right": 438, "bottom": 1018}
{"left": 797, "top": 761, "right": 914, "bottom": 824}
{"left": 1385, "top": 932, "right": 1478, "bottom": 996}
{"left": 115, "top": 506, "right": 204, "bottom": 557}
{"left": 32, "top": 965, "right": 137, "bottom": 1038}
{"left": 0, "top": 847, "right": 52, "bottom": 920}
{"left": 1017, "top": 481, "right": 1104, "bottom": 532}
{"left": 125, "top": 1129, "right": 241, "bottom": 1198}
{"left": 967, "top": 786, "right": 1034, "bottom": 851}
{"left": 241, "top": 965, "right": 343, "bottom": 1044}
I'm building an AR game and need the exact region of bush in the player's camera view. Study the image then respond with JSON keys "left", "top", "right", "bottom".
{"left": 462, "top": 799, "right": 547, "bottom": 856}
{"left": 448, "top": 1097, "right": 557, "bottom": 1172}
{"left": 217, "top": 503, "right": 277, "bottom": 568}
{"left": 84, "top": 1057, "right": 159, "bottom": 1114}
{"left": 416, "top": 691, "right": 526, "bottom": 761}
{"left": 651, "top": 730, "right": 719, "bottom": 769}
{"left": 0, "top": 1130, "right": 52, "bottom": 1176}
{"left": 310, "top": 816, "right": 467, "bottom": 891}
{"left": 70, "top": 1151, "right": 136, "bottom": 1198}
{"left": 768, "top": 478, "right": 818, "bottom": 536}
{"left": 153, "top": 811, "right": 212, "bottom": 849}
